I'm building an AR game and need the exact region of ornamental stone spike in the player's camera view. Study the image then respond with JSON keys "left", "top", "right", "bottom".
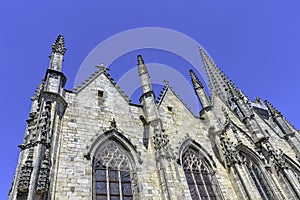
{"left": 49, "top": 35, "right": 66, "bottom": 71}
{"left": 199, "top": 47, "right": 230, "bottom": 100}
{"left": 51, "top": 35, "right": 66, "bottom": 55}
{"left": 137, "top": 54, "right": 152, "bottom": 94}
{"left": 189, "top": 69, "right": 204, "bottom": 89}
{"left": 189, "top": 69, "right": 210, "bottom": 109}
{"left": 137, "top": 54, "right": 145, "bottom": 65}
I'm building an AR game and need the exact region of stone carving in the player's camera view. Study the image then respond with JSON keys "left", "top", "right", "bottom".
{"left": 110, "top": 118, "right": 117, "bottom": 129}
{"left": 17, "top": 148, "right": 34, "bottom": 194}
{"left": 19, "top": 101, "right": 52, "bottom": 151}
{"left": 220, "top": 130, "right": 241, "bottom": 167}
{"left": 36, "top": 149, "right": 50, "bottom": 194}
{"left": 51, "top": 35, "right": 66, "bottom": 55}
{"left": 39, "top": 101, "right": 52, "bottom": 145}
{"left": 272, "top": 149, "right": 287, "bottom": 171}
{"left": 153, "top": 125, "right": 175, "bottom": 161}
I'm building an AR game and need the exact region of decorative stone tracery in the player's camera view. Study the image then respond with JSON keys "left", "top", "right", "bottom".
{"left": 182, "top": 147, "right": 219, "bottom": 200}
{"left": 94, "top": 139, "right": 134, "bottom": 199}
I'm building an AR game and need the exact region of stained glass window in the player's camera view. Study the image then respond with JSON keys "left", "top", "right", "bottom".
{"left": 241, "top": 153, "right": 273, "bottom": 200}
{"left": 182, "top": 147, "right": 218, "bottom": 200}
{"left": 94, "top": 140, "right": 133, "bottom": 200}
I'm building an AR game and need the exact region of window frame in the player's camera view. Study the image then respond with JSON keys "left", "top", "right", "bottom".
{"left": 93, "top": 139, "right": 134, "bottom": 200}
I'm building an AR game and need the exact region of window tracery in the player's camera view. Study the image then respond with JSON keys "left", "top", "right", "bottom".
{"left": 182, "top": 147, "right": 218, "bottom": 200}
{"left": 240, "top": 153, "right": 273, "bottom": 200}
{"left": 94, "top": 139, "right": 133, "bottom": 200}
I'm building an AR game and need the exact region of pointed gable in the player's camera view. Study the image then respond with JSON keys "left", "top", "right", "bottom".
{"left": 158, "top": 84, "right": 195, "bottom": 119}
{"left": 73, "top": 65, "right": 131, "bottom": 112}
{"left": 74, "top": 65, "right": 130, "bottom": 101}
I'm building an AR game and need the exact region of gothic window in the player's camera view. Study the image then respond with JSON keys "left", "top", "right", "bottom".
{"left": 182, "top": 147, "right": 218, "bottom": 200}
{"left": 241, "top": 153, "right": 273, "bottom": 200}
{"left": 94, "top": 139, "right": 133, "bottom": 200}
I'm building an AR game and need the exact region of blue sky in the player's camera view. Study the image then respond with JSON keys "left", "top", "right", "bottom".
{"left": 1, "top": 1, "right": 300, "bottom": 198}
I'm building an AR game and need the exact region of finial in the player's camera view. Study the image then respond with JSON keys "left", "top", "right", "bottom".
{"left": 255, "top": 96, "right": 263, "bottom": 105}
{"left": 137, "top": 55, "right": 144, "bottom": 65}
{"left": 96, "top": 63, "right": 109, "bottom": 71}
{"left": 163, "top": 79, "right": 169, "bottom": 86}
{"left": 51, "top": 35, "right": 66, "bottom": 55}
{"left": 189, "top": 69, "right": 204, "bottom": 89}
{"left": 110, "top": 118, "right": 117, "bottom": 129}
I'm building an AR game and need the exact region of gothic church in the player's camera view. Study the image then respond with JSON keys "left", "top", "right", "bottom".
{"left": 9, "top": 35, "right": 300, "bottom": 200}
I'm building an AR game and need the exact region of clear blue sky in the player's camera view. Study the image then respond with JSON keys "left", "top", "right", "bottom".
{"left": 1, "top": 1, "right": 300, "bottom": 199}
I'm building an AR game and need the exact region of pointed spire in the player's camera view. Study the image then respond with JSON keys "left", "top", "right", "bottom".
{"left": 138, "top": 54, "right": 144, "bottom": 65}
{"left": 137, "top": 54, "right": 149, "bottom": 76}
{"left": 48, "top": 35, "right": 66, "bottom": 71}
{"left": 199, "top": 48, "right": 234, "bottom": 101}
{"left": 189, "top": 69, "right": 210, "bottom": 109}
{"left": 137, "top": 55, "right": 158, "bottom": 123}
{"left": 189, "top": 69, "right": 204, "bottom": 89}
{"left": 51, "top": 35, "right": 66, "bottom": 55}
{"left": 137, "top": 54, "right": 152, "bottom": 93}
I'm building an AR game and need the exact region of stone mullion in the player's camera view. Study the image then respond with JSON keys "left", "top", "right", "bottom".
{"left": 267, "top": 170, "right": 286, "bottom": 200}
{"left": 250, "top": 165, "right": 269, "bottom": 200}
{"left": 106, "top": 167, "right": 110, "bottom": 200}
{"left": 244, "top": 164, "right": 264, "bottom": 199}
{"left": 282, "top": 168, "right": 300, "bottom": 199}
{"left": 198, "top": 163, "right": 211, "bottom": 200}
{"left": 235, "top": 164, "right": 257, "bottom": 200}
{"left": 118, "top": 169, "right": 123, "bottom": 200}
{"left": 189, "top": 164, "right": 201, "bottom": 200}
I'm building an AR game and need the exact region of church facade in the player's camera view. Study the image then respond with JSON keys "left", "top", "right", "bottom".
{"left": 9, "top": 35, "right": 300, "bottom": 200}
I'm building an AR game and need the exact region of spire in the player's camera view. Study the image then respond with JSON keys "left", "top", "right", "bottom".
{"left": 138, "top": 54, "right": 145, "bottom": 65}
{"left": 49, "top": 35, "right": 66, "bottom": 71}
{"left": 189, "top": 69, "right": 210, "bottom": 109}
{"left": 189, "top": 69, "right": 204, "bottom": 89}
{"left": 137, "top": 54, "right": 152, "bottom": 94}
{"left": 199, "top": 48, "right": 239, "bottom": 101}
{"left": 51, "top": 35, "right": 66, "bottom": 55}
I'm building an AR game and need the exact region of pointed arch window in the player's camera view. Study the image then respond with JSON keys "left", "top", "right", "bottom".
{"left": 94, "top": 139, "right": 133, "bottom": 200}
{"left": 182, "top": 147, "right": 219, "bottom": 200}
{"left": 240, "top": 153, "right": 273, "bottom": 200}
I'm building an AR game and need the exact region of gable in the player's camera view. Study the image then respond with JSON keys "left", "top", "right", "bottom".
{"left": 158, "top": 87, "right": 195, "bottom": 119}
{"left": 75, "top": 72, "right": 130, "bottom": 113}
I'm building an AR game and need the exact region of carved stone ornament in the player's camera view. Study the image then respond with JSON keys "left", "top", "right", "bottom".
{"left": 220, "top": 131, "right": 241, "bottom": 167}
{"left": 152, "top": 125, "right": 175, "bottom": 161}
{"left": 51, "top": 35, "right": 66, "bottom": 55}
{"left": 20, "top": 102, "right": 52, "bottom": 151}
{"left": 36, "top": 149, "right": 50, "bottom": 194}
{"left": 110, "top": 118, "right": 117, "bottom": 129}
{"left": 17, "top": 148, "right": 34, "bottom": 194}
{"left": 272, "top": 149, "right": 287, "bottom": 171}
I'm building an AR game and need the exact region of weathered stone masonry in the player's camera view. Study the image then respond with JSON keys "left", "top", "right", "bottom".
{"left": 9, "top": 35, "right": 300, "bottom": 200}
